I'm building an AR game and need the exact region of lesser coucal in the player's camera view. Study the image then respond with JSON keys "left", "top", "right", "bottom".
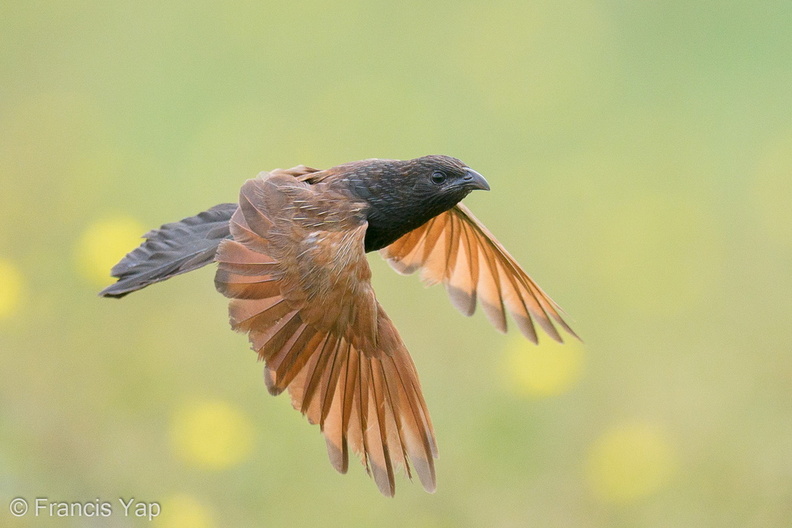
{"left": 100, "top": 155, "right": 577, "bottom": 496}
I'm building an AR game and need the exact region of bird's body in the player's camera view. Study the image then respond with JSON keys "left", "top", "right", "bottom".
{"left": 101, "top": 155, "right": 576, "bottom": 496}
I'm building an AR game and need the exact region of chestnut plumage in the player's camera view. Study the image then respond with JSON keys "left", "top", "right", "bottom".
{"left": 100, "top": 155, "right": 577, "bottom": 496}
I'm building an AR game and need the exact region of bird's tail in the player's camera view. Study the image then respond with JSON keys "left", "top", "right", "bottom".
{"left": 99, "top": 203, "right": 238, "bottom": 298}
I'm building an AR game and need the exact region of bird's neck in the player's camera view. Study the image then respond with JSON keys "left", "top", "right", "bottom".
{"left": 330, "top": 161, "right": 463, "bottom": 252}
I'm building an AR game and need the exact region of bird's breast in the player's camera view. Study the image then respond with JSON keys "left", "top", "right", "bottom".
{"left": 363, "top": 207, "right": 435, "bottom": 253}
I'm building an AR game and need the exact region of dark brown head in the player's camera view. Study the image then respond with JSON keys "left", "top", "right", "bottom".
{"left": 402, "top": 154, "right": 490, "bottom": 210}
{"left": 344, "top": 155, "right": 490, "bottom": 252}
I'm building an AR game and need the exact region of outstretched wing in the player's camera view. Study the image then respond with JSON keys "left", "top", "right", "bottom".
{"left": 380, "top": 204, "right": 577, "bottom": 344}
{"left": 214, "top": 174, "right": 437, "bottom": 496}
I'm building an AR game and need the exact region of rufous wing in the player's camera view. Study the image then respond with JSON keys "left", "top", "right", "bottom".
{"left": 380, "top": 203, "right": 577, "bottom": 344}
{"left": 214, "top": 172, "right": 437, "bottom": 496}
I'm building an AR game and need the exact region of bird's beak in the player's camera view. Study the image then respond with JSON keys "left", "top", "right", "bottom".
{"left": 463, "top": 168, "right": 490, "bottom": 191}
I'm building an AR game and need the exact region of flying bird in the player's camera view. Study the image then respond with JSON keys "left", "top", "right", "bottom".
{"left": 100, "top": 155, "right": 577, "bottom": 496}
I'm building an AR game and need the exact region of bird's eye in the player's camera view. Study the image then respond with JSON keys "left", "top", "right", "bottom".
{"left": 431, "top": 171, "right": 447, "bottom": 184}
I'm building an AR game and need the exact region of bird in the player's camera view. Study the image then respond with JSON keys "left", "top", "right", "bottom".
{"left": 100, "top": 155, "right": 577, "bottom": 496}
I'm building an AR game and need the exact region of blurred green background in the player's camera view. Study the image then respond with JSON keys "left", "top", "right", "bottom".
{"left": 2, "top": 1, "right": 792, "bottom": 526}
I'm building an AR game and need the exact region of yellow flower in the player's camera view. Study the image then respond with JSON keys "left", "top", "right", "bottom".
{"left": 503, "top": 336, "right": 584, "bottom": 397}
{"left": 74, "top": 216, "right": 145, "bottom": 285}
{"left": 155, "top": 494, "right": 213, "bottom": 528}
{"left": 0, "top": 259, "right": 25, "bottom": 319}
{"left": 169, "top": 400, "right": 255, "bottom": 470}
{"left": 586, "top": 422, "right": 677, "bottom": 503}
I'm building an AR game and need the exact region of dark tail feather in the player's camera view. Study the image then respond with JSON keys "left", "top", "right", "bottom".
{"left": 99, "top": 203, "right": 238, "bottom": 298}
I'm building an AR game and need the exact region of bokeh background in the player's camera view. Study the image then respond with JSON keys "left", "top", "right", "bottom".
{"left": 2, "top": 1, "right": 791, "bottom": 526}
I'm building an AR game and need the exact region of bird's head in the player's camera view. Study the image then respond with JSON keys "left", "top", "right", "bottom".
{"left": 402, "top": 155, "right": 490, "bottom": 213}
{"left": 344, "top": 155, "right": 490, "bottom": 251}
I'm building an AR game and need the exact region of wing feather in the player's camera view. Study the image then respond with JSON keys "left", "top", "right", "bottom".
{"left": 476, "top": 239, "right": 509, "bottom": 333}
{"left": 381, "top": 203, "right": 577, "bottom": 343}
{"left": 368, "top": 358, "right": 397, "bottom": 495}
{"left": 215, "top": 172, "right": 437, "bottom": 496}
{"left": 445, "top": 215, "right": 478, "bottom": 316}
